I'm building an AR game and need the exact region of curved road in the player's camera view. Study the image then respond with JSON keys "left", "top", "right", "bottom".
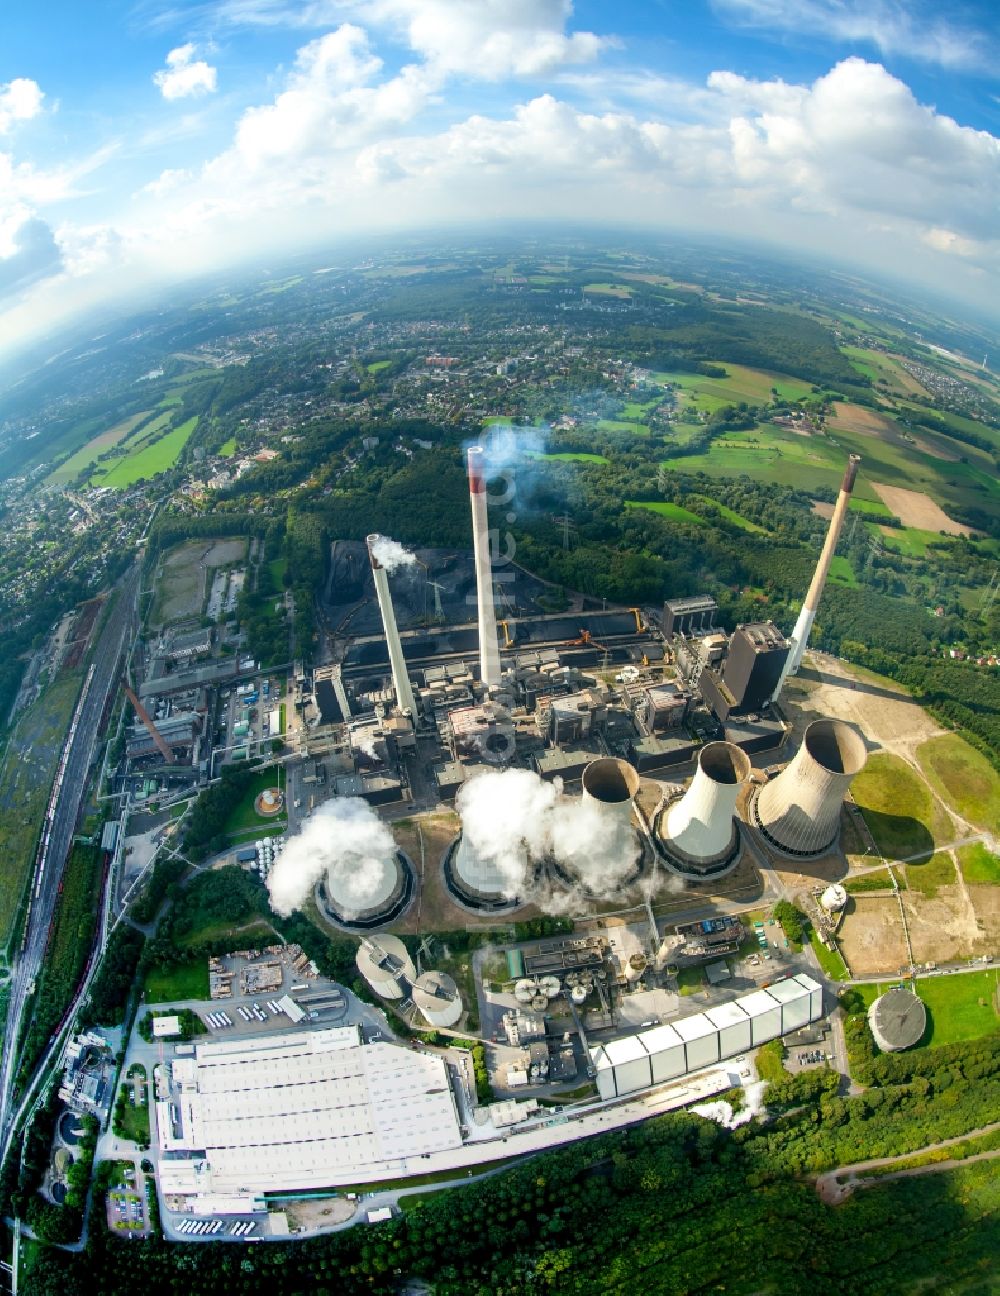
{"left": 0, "top": 564, "right": 139, "bottom": 1169}
{"left": 815, "top": 1122, "right": 1000, "bottom": 1204}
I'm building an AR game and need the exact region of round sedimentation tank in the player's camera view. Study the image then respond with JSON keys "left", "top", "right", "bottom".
{"left": 514, "top": 979, "right": 537, "bottom": 1004}
{"left": 413, "top": 970, "right": 463, "bottom": 1028}
{"left": 315, "top": 850, "right": 415, "bottom": 930}
{"left": 753, "top": 719, "right": 867, "bottom": 857}
{"left": 581, "top": 757, "right": 640, "bottom": 823}
{"left": 659, "top": 741, "right": 750, "bottom": 876}
{"left": 444, "top": 833, "right": 522, "bottom": 911}
{"left": 868, "top": 987, "right": 926, "bottom": 1052}
{"left": 570, "top": 983, "right": 588, "bottom": 1005}
{"left": 355, "top": 935, "right": 416, "bottom": 1000}
{"left": 820, "top": 883, "right": 849, "bottom": 912}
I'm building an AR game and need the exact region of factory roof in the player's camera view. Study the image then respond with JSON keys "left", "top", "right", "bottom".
{"left": 765, "top": 977, "right": 811, "bottom": 1005}
{"left": 705, "top": 1001, "right": 749, "bottom": 1030}
{"left": 664, "top": 595, "right": 717, "bottom": 614}
{"left": 736, "top": 989, "right": 781, "bottom": 1019}
{"left": 158, "top": 1027, "right": 462, "bottom": 1193}
{"left": 637, "top": 1023, "right": 684, "bottom": 1053}
{"left": 733, "top": 622, "right": 789, "bottom": 651}
{"left": 603, "top": 1035, "right": 650, "bottom": 1065}
{"left": 534, "top": 745, "right": 599, "bottom": 774}
{"left": 152, "top": 1015, "right": 182, "bottom": 1038}
{"left": 671, "top": 1013, "right": 716, "bottom": 1043}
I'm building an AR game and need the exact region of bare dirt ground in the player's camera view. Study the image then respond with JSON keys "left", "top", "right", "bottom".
{"left": 902, "top": 883, "right": 991, "bottom": 965}
{"left": 284, "top": 1196, "right": 356, "bottom": 1231}
{"left": 828, "top": 402, "right": 898, "bottom": 437}
{"left": 812, "top": 501, "right": 835, "bottom": 520}
{"left": 838, "top": 896, "right": 909, "bottom": 975}
{"left": 153, "top": 537, "right": 248, "bottom": 625}
{"left": 871, "top": 482, "right": 972, "bottom": 535}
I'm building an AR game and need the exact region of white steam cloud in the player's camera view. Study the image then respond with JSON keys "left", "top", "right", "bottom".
{"left": 370, "top": 534, "right": 417, "bottom": 573}
{"left": 455, "top": 766, "right": 641, "bottom": 906}
{"left": 267, "top": 797, "right": 397, "bottom": 919}
{"left": 472, "top": 424, "right": 549, "bottom": 476}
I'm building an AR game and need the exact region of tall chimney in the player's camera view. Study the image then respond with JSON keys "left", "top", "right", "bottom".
{"left": 773, "top": 454, "right": 860, "bottom": 700}
{"left": 366, "top": 535, "right": 417, "bottom": 718}
{"left": 467, "top": 446, "right": 502, "bottom": 690}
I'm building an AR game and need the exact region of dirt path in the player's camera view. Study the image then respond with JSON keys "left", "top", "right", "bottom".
{"left": 815, "top": 1123, "right": 1000, "bottom": 1204}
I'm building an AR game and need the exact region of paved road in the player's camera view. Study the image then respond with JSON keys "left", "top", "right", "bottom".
{"left": 0, "top": 565, "right": 140, "bottom": 1169}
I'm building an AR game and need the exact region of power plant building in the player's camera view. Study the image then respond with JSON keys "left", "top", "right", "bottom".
{"left": 663, "top": 595, "right": 717, "bottom": 639}
{"left": 737, "top": 989, "right": 784, "bottom": 1044}
{"left": 672, "top": 1012, "right": 720, "bottom": 1071}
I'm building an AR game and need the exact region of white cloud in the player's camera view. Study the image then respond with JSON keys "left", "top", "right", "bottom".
{"left": 0, "top": 78, "right": 44, "bottom": 134}
{"left": 154, "top": 44, "right": 218, "bottom": 100}
{"left": 921, "top": 227, "right": 980, "bottom": 257}
{"left": 713, "top": 0, "right": 993, "bottom": 71}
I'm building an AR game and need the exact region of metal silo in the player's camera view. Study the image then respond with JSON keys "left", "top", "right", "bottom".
{"left": 355, "top": 935, "right": 416, "bottom": 1000}
{"left": 661, "top": 741, "right": 750, "bottom": 870}
{"left": 413, "top": 970, "right": 463, "bottom": 1029}
{"left": 752, "top": 718, "right": 867, "bottom": 857}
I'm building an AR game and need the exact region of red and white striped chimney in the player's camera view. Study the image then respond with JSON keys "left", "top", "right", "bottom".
{"left": 467, "top": 446, "right": 502, "bottom": 690}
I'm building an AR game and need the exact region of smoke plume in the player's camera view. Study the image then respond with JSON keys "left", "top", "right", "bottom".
{"left": 267, "top": 797, "right": 397, "bottom": 918}
{"left": 370, "top": 534, "right": 417, "bottom": 574}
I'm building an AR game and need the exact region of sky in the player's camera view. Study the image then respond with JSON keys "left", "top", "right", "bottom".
{"left": 1, "top": 0, "right": 998, "bottom": 357}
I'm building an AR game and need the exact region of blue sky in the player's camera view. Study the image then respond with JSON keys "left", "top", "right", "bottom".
{"left": 1, "top": 1, "right": 998, "bottom": 354}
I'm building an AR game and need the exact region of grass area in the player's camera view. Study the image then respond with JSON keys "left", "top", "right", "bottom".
{"left": 877, "top": 525, "right": 949, "bottom": 558}
{"left": 621, "top": 399, "right": 662, "bottom": 419}
{"left": 46, "top": 411, "right": 152, "bottom": 485}
{"left": 845, "top": 868, "right": 905, "bottom": 894}
{"left": 828, "top": 554, "right": 858, "bottom": 586}
{"left": 810, "top": 930, "right": 849, "bottom": 980}
{"left": 905, "top": 851, "right": 957, "bottom": 899}
{"left": 144, "top": 957, "right": 210, "bottom": 1003}
{"left": 957, "top": 843, "right": 1000, "bottom": 885}
{"left": 654, "top": 362, "right": 817, "bottom": 412}
{"left": 917, "top": 734, "right": 1000, "bottom": 835}
{"left": 597, "top": 419, "right": 649, "bottom": 435}
{"left": 849, "top": 496, "right": 893, "bottom": 518}
{"left": 855, "top": 1126, "right": 1000, "bottom": 1181}
{"left": 676, "top": 965, "right": 706, "bottom": 995}
{"left": 527, "top": 451, "right": 609, "bottom": 463}
{"left": 691, "top": 495, "right": 766, "bottom": 532}
{"left": 268, "top": 556, "right": 288, "bottom": 587}
{"left": 851, "top": 752, "right": 952, "bottom": 863}
{"left": 366, "top": 360, "right": 392, "bottom": 373}
{"left": 221, "top": 767, "right": 287, "bottom": 836}
{"left": 0, "top": 670, "right": 84, "bottom": 954}
{"left": 855, "top": 969, "right": 999, "bottom": 1047}
{"left": 840, "top": 346, "right": 927, "bottom": 395}
{"left": 90, "top": 416, "right": 198, "bottom": 488}
{"left": 177, "top": 917, "right": 275, "bottom": 951}
{"left": 116, "top": 1088, "right": 150, "bottom": 1146}
{"left": 218, "top": 437, "right": 237, "bottom": 456}
{"left": 625, "top": 499, "right": 706, "bottom": 525}
{"left": 583, "top": 282, "right": 632, "bottom": 298}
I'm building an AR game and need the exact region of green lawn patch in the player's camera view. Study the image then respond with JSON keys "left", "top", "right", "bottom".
{"left": 144, "top": 958, "right": 210, "bottom": 1003}
{"left": 691, "top": 495, "right": 766, "bottom": 532}
{"left": 917, "top": 734, "right": 1000, "bottom": 835}
{"left": 218, "top": 437, "right": 237, "bottom": 456}
{"left": 625, "top": 500, "right": 706, "bottom": 526}
{"left": 46, "top": 411, "right": 152, "bottom": 485}
{"left": 366, "top": 360, "right": 392, "bottom": 373}
{"left": 527, "top": 451, "right": 609, "bottom": 463}
{"left": 878, "top": 526, "right": 948, "bottom": 558}
{"left": 905, "top": 851, "right": 956, "bottom": 899}
{"left": 583, "top": 282, "right": 632, "bottom": 298}
{"left": 957, "top": 843, "right": 1000, "bottom": 885}
{"left": 914, "top": 970, "right": 1000, "bottom": 1046}
{"left": 597, "top": 419, "right": 649, "bottom": 435}
{"left": 851, "top": 752, "right": 952, "bottom": 862}
{"left": 849, "top": 497, "right": 893, "bottom": 518}
{"left": 91, "top": 416, "right": 198, "bottom": 488}
{"left": 221, "top": 767, "right": 287, "bottom": 836}
{"left": 676, "top": 965, "right": 706, "bottom": 995}
{"left": 268, "top": 556, "right": 288, "bottom": 588}
{"left": 828, "top": 554, "right": 857, "bottom": 586}
{"left": 810, "top": 930, "right": 848, "bottom": 980}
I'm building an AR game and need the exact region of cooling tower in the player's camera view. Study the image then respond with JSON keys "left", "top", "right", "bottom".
{"left": 448, "top": 833, "right": 521, "bottom": 909}
{"left": 752, "top": 719, "right": 867, "bottom": 857}
{"left": 366, "top": 534, "right": 417, "bottom": 717}
{"left": 661, "top": 741, "right": 750, "bottom": 871}
{"left": 315, "top": 850, "right": 414, "bottom": 930}
{"left": 581, "top": 758, "right": 640, "bottom": 825}
{"left": 467, "top": 446, "right": 502, "bottom": 691}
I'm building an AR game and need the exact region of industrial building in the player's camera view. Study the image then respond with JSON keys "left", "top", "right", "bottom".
{"left": 590, "top": 974, "right": 823, "bottom": 1100}
{"left": 156, "top": 1026, "right": 464, "bottom": 1204}
{"left": 868, "top": 987, "right": 926, "bottom": 1052}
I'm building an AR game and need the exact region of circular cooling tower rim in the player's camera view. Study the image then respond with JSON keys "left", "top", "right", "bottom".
{"left": 698, "top": 741, "right": 751, "bottom": 785}
{"left": 804, "top": 719, "right": 867, "bottom": 775}
{"left": 315, "top": 850, "right": 415, "bottom": 930}
{"left": 581, "top": 757, "right": 640, "bottom": 804}
{"left": 443, "top": 835, "right": 524, "bottom": 913}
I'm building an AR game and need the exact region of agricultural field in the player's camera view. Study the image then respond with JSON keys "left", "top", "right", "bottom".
{"left": 90, "top": 416, "right": 198, "bottom": 488}
{"left": 839, "top": 345, "right": 929, "bottom": 396}
{"left": 870, "top": 483, "right": 972, "bottom": 536}
{"left": 876, "top": 524, "right": 950, "bottom": 558}
{"left": 903, "top": 851, "right": 956, "bottom": 899}
{"left": 528, "top": 451, "right": 609, "bottom": 464}
{"left": 917, "top": 735, "right": 1000, "bottom": 835}
{"left": 654, "top": 362, "right": 817, "bottom": 414}
{"left": 624, "top": 500, "right": 705, "bottom": 525}
{"left": 851, "top": 752, "right": 953, "bottom": 862}
{"left": 45, "top": 411, "right": 152, "bottom": 485}
{"left": 218, "top": 437, "right": 237, "bottom": 456}
{"left": 957, "top": 844, "right": 1000, "bottom": 885}
{"left": 0, "top": 670, "right": 84, "bottom": 956}
{"left": 597, "top": 419, "right": 649, "bottom": 435}
{"left": 583, "top": 282, "right": 632, "bottom": 297}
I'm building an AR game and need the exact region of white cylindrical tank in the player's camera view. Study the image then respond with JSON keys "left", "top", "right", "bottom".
{"left": 753, "top": 719, "right": 867, "bottom": 857}
{"left": 413, "top": 970, "right": 463, "bottom": 1029}
{"left": 514, "top": 979, "right": 537, "bottom": 1004}
{"left": 570, "top": 983, "right": 588, "bottom": 1005}
{"left": 662, "top": 741, "right": 750, "bottom": 867}
{"left": 581, "top": 758, "right": 640, "bottom": 825}
{"left": 355, "top": 935, "right": 416, "bottom": 1000}
{"left": 820, "top": 883, "right": 848, "bottom": 912}
{"left": 539, "top": 975, "right": 562, "bottom": 1000}
{"left": 624, "top": 953, "right": 647, "bottom": 983}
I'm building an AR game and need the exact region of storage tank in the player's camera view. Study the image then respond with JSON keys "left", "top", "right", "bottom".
{"left": 820, "top": 883, "right": 848, "bottom": 912}
{"left": 412, "top": 970, "right": 463, "bottom": 1029}
{"left": 355, "top": 935, "right": 416, "bottom": 1000}
{"left": 736, "top": 988, "right": 783, "bottom": 1044}
{"left": 514, "top": 979, "right": 538, "bottom": 1004}
{"left": 868, "top": 987, "right": 926, "bottom": 1052}
{"left": 539, "top": 975, "right": 562, "bottom": 1000}
{"left": 705, "top": 1001, "right": 752, "bottom": 1057}
{"left": 672, "top": 1013, "right": 720, "bottom": 1070}
{"left": 660, "top": 741, "right": 750, "bottom": 874}
{"left": 752, "top": 719, "right": 867, "bottom": 857}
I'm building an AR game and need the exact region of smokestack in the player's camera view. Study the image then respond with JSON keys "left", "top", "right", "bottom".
{"left": 366, "top": 534, "right": 417, "bottom": 718}
{"left": 773, "top": 454, "right": 860, "bottom": 700}
{"left": 467, "top": 446, "right": 502, "bottom": 691}
{"left": 752, "top": 718, "right": 867, "bottom": 857}
{"left": 661, "top": 741, "right": 749, "bottom": 869}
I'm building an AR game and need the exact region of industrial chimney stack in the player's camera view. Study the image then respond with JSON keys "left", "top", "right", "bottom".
{"left": 772, "top": 454, "right": 861, "bottom": 701}
{"left": 467, "top": 446, "right": 502, "bottom": 691}
{"left": 366, "top": 534, "right": 417, "bottom": 718}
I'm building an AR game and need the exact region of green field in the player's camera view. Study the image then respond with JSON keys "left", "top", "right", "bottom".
{"left": 366, "top": 360, "right": 392, "bottom": 373}
{"left": 91, "top": 416, "right": 199, "bottom": 488}
{"left": 840, "top": 346, "right": 927, "bottom": 395}
{"left": 620, "top": 398, "right": 662, "bottom": 419}
{"left": 597, "top": 419, "right": 649, "bottom": 435}
{"left": 917, "top": 735, "right": 1000, "bottom": 835}
{"left": 828, "top": 554, "right": 858, "bottom": 586}
{"left": 625, "top": 500, "right": 706, "bottom": 526}
{"left": 144, "top": 958, "right": 210, "bottom": 1002}
{"left": 856, "top": 969, "right": 999, "bottom": 1046}
{"left": 692, "top": 496, "right": 766, "bottom": 532}
{"left": 527, "top": 451, "right": 609, "bottom": 464}
{"left": 905, "top": 851, "right": 956, "bottom": 899}
{"left": 219, "top": 437, "right": 237, "bottom": 456}
{"left": 46, "top": 411, "right": 152, "bottom": 485}
{"left": 583, "top": 282, "right": 632, "bottom": 297}
{"left": 849, "top": 496, "right": 893, "bottom": 518}
{"left": 654, "top": 362, "right": 817, "bottom": 413}
{"left": 268, "top": 556, "right": 288, "bottom": 587}
{"left": 810, "top": 930, "right": 849, "bottom": 980}
{"left": 957, "top": 843, "right": 1000, "bottom": 885}
{"left": 851, "top": 752, "right": 952, "bottom": 862}
{"left": 222, "top": 767, "right": 287, "bottom": 836}
{"left": 876, "top": 525, "right": 949, "bottom": 558}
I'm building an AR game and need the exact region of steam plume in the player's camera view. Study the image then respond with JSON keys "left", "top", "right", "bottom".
{"left": 267, "top": 797, "right": 397, "bottom": 918}
{"left": 370, "top": 535, "right": 417, "bottom": 573}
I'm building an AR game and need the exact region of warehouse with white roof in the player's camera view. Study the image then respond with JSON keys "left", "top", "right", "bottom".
{"left": 155, "top": 1025, "right": 463, "bottom": 1202}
